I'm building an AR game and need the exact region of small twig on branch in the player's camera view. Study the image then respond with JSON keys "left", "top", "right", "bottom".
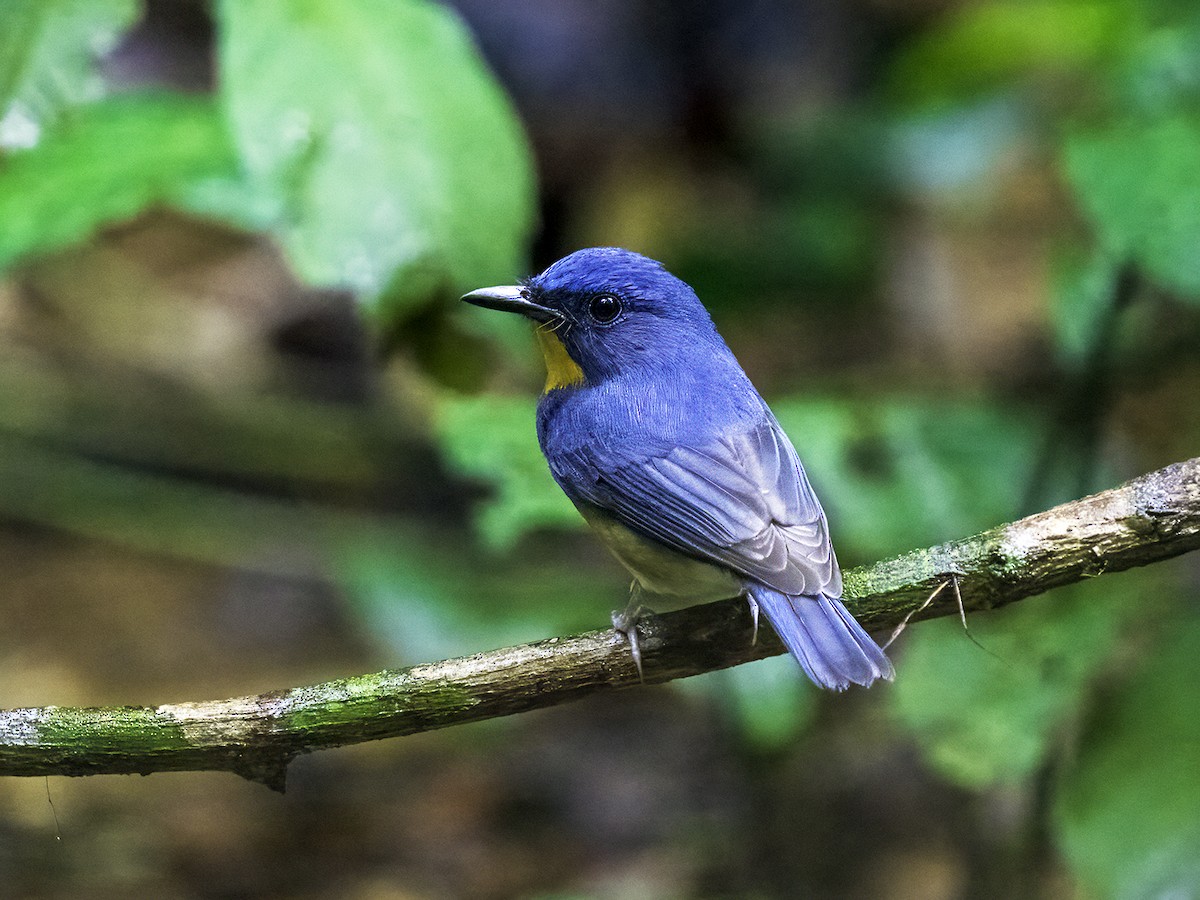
{"left": 2, "top": 457, "right": 1198, "bottom": 790}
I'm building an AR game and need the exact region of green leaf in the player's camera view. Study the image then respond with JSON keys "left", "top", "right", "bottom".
{"left": 216, "top": 0, "right": 536, "bottom": 321}
{"left": 1063, "top": 113, "right": 1200, "bottom": 298}
{"left": 1054, "top": 611, "right": 1200, "bottom": 898}
{"left": 0, "top": 0, "right": 139, "bottom": 147}
{"left": 890, "top": 580, "right": 1132, "bottom": 787}
{"left": 434, "top": 392, "right": 580, "bottom": 551}
{"left": 0, "top": 93, "right": 240, "bottom": 271}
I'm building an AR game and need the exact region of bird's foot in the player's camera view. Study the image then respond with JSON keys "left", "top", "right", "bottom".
{"left": 746, "top": 594, "right": 760, "bottom": 645}
{"left": 611, "top": 603, "right": 651, "bottom": 682}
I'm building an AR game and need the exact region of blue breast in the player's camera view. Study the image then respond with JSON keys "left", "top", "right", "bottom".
{"left": 536, "top": 347, "right": 765, "bottom": 505}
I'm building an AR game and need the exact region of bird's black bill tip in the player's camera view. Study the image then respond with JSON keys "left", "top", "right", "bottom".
{"left": 460, "top": 285, "right": 560, "bottom": 324}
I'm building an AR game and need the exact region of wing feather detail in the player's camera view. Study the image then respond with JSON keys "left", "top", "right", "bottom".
{"left": 559, "top": 414, "right": 842, "bottom": 597}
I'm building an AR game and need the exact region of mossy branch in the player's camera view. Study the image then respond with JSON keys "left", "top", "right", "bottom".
{"left": 2, "top": 458, "right": 1198, "bottom": 790}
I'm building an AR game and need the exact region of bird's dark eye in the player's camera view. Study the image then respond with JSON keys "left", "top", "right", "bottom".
{"left": 589, "top": 293, "right": 622, "bottom": 324}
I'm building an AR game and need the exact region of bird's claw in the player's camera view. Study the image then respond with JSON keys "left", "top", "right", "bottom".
{"left": 612, "top": 604, "right": 647, "bottom": 682}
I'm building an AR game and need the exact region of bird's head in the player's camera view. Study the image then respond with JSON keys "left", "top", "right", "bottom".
{"left": 462, "top": 247, "right": 718, "bottom": 391}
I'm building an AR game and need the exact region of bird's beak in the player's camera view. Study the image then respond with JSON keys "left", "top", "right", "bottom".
{"left": 460, "top": 285, "right": 561, "bottom": 324}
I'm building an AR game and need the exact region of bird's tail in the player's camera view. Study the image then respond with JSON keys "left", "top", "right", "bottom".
{"left": 750, "top": 587, "right": 894, "bottom": 691}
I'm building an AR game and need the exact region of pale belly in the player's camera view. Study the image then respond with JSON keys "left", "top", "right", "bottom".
{"left": 579, "top": 506, "right": 745, "bottom": 605}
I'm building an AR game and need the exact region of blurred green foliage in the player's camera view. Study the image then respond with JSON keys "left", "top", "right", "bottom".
{"left": 1, "top": 1, "right": 1199, "bottom": 896}
{"left": 0, "top": 0, "right": 534, "bottom": 316}
{"left": 0, "top": 94, "right": 238, "bottom": 269}
{"left": 0, "top": 0, "right": 138, "bottom": 136}
{"left": 1064, "top": 114, "right": 1200, "bottom": 296}
{"left": 678, "top": 654, "right": 818, "bottom": 751}
{"left": 434, "top": 393, "right": 579, "bottom": 551}
{"left": 879, "top": 3, "right": 1200, "bottom": 896}
{"left": 335, "top": 528, "right": 615, "bottom": 661}
{"left": 891, "top": 581, "right": 1132, "bottom": 787}
{"left": 888, "top": 0, "right": 1134, "bottom": 110}
{"left": 772, "top": 398, "right": 1039, "bottom": 559}
{"left": 1051, "top": 247, "right": 1124, "bottom": 364}
{"left": 673, "top": 114, "right": 889, "bottom": 304}
{"left": 1055, "top": 611, "right": 1200, "bottom": 899}
{"left": 217, "top": 0, "right": 535, "bottom": 320}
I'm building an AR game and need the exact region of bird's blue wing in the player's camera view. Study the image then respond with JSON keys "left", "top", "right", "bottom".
{"left": 553, "top": 411, "right": 842, "bottom": 597}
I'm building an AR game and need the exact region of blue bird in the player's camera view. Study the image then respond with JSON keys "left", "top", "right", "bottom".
{"left": 462, "top": 248, "right": 894, "bottom": 690}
